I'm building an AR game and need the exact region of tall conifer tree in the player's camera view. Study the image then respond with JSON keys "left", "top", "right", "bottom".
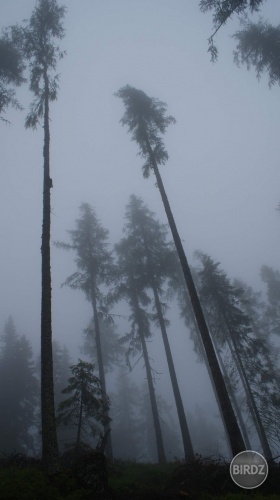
{"left": 116, "top": 85, "right": 245, "bottom": 456}
{"left": 55, "top": 203, "right": 114, "bottom": 458}
{"left": 13, "top": 0, "right": 66, "bottom": 472}
{"left": 114, "top": 235, "right": 166, "bottom": 463}
{"left": 122, "top": 195, "right": 194, "bottom": 460}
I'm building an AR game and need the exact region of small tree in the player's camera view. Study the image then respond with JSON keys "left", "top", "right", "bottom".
{"left": 57, "top": 359, "right": 110, "bottom": 455}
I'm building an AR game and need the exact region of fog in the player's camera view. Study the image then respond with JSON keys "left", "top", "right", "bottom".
{"left": 0, "top": 0, "right": 280, "bottom": 460}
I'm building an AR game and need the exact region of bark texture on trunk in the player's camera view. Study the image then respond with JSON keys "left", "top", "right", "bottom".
{"left": 144, "top": 136, "right": 245, "bottom": 457}
{"left": 41, "top": 73, "right": 59, "bottom": 474}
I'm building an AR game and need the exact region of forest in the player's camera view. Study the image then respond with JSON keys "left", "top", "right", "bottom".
{"left": 0, "top": 0, "right": 280, "bottom": 498}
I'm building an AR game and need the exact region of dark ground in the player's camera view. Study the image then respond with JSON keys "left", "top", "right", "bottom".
{"left": 0, "top": 453, "right": 279, "bottom": 499}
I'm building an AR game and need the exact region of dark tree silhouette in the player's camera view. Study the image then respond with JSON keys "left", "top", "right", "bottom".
{"left": 13, "top": 0, "right": 66, "bottom": 473}
{"left": 110, "top": 368, "right": 143, "bottom": 460}
{"left": 199, "top": 0, "right": 265, "bottom": 61}
{"left": 261, "top": 265, "right": 280, "bottom": 338}
{"left": 195, "top": 252, "right": 274, "bottom": 461}
{"left": 123, "top": 194, "right": 194, "bottom": 461}
{"left": 0, "top": 35, "right": 25, "bottom": 119}
{"left": 55, "top": 203, "right": 114, "bottom": 459}
{"left": 57, "top": 360, "right": 110, "bottom": 456}
{"left": 116, "top": 85, "right": 245, "bottom": 456}
{"left": 114, "top": 235, "right": 166, "bottom": 463}
{"left": 0, "top": 317, "right": 39, "bottom": 454}
{"left": 234, "top": 19, "right": 280, "bottom": 87}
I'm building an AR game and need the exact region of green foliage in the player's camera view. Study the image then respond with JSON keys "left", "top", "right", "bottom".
{"left": 234, "top": 19, "right": 280, "bottom": 87}
{"left": 115, "top": 85, "right": 175, "bottom": 178}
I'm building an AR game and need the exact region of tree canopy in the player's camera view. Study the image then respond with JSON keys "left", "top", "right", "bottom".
{"left": 0, "top": 35, "right": 25, "bottom": 118}
{"left": 115, "top": 85, "right": 175, "bottom": 178}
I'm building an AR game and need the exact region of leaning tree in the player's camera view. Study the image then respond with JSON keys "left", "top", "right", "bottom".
{"left": 195, "top": 251, "right": 274, "bottom": 461}
{"left": 122, "top": 194, "right": 194, "bottom": 461}
{"left": 114, "top": 234, "right": 166, "bottom": 463}
{"left": 116, "top": 85, "right": 245, "bottom": 456}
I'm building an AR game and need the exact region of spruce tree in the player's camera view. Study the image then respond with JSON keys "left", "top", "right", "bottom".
{"left": 122, "top": 195, "right": 194, "bottom": 460}
{"left": 12, "top": 0, "right": 66, "bottom": 472}
{"left": 0, "top": 317, "right": 39, "bottom": 454}
{"left": 116, "top": 85, "right": 245, "bottom": 456}
{"left": 55, "top": 203, "right": 114, "bottom": 458}
{"left": 195, "top": 252, "right": 274, "bottom": 461}
{"left": 57, "top": 360, "right": 110, "bottom": 454}
{"left": 114, "top": 235, "right": 166, "bottom": 463}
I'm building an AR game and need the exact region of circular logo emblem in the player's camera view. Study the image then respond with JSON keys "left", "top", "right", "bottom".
{"left": 230, "top": 450, "right": 268, "bottom": 489}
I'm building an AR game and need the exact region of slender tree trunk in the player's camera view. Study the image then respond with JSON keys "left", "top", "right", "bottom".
{"left": 144, "top": 137, "right": 245, "bottom": 456}
{"left": 152, "top": 285, "right": 195, "bottom": 461}
{"left": 138, "top": 218, "right": 194, "bottom": 460}
{"left": 180, "top": 288, "right": 233, "bottom": 455}
{"left": 41, "top": 71, "right": 59, "bottom": 474}
{"left": 226, "top": 326, "right": 273, "bottom": 461}
{"left": 91, "top": 291, "right": 113, "bottom": 459}
{"left": 75, "top": 386, "right": 83, "bottom": 456}
{"left": 131, "top": 275, "right": 166, "bottom": 463}
{"left": 210, "top": 328, "right": 252, "bottom": 449}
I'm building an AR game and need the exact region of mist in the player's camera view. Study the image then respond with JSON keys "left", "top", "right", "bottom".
{"left": 0, "top": 0, "right": 279, "bottom": 469}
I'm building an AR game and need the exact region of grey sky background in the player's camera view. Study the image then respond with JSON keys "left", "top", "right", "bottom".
{"left": 1, "top": 1, "right": 280, "bottom": 449}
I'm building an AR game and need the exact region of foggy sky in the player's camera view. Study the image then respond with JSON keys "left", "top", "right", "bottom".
{"left": 1, "top": 1, "right": 280, "bottom": 433}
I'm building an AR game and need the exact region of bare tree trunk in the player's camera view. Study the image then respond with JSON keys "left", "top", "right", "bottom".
{"left": 227, "top": 327, "right": 273, "bottom": 461}
{"left": 179, "top": 287, "right": 233, "bottom": 455}
{"left": 144, "top": 136, "right": 245, "bottom": 456}
{"left": 131, "top": 274, "right": 166, "bottom": 463}
{"left": 152, "top": 285, "right": 195, "bottom": 461}
{"left": 75, "top": 387, "right": 83, "bottom": 455}
{"left": 41, "top": 72, "right": 59, "bottom": 474}
{"left": 138, "top": 218, "right": 194, "bottom": 460}
{"left": 210, "top": 327, "right": 252, "bottom": 449}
